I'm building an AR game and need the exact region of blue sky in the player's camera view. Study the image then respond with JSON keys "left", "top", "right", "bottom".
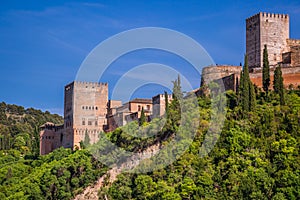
{"left": 0, "top": 0, "right": 300, "bottom": 115}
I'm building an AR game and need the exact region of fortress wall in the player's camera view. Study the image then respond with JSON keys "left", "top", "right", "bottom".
{"left": 250, "top": 66, "right": 300, "bottom": 88}
{"left": 201, "top": 65, "right": 242, "bottom": 85}
{"left": 290, "top": 46, "right": 300, "bottom": 66}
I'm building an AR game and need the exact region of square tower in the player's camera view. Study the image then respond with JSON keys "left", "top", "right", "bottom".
{"left": 64, "top": 81, "right": 108, "bottom": 149}
{"left": 246, "top": 12, "right": 289, "bottom": 69}
{"left": 152, "top": 94, "right": 172, "bottom": 118}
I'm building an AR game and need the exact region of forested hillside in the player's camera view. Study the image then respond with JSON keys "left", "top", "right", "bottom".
{"left": 0, "top": 104, "right": 108, "bottom": 199}
{"left": 97, "top": 89, "right": 300, "bottom": 200}
{"left": 0, "top": 81, "right": 299, "bottom": 199}
{"left": 0, "top": 102, "right": 63, "bottom": 156}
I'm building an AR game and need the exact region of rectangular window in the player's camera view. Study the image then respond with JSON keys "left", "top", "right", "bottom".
{"left": 88, "top": 121, "right": 92, "bottom": 125}
{"left": 82, "top": 120, "right": 85, "bottom": 125}
{"left": 95, "top": 121, "right": 98, "bottom": 126}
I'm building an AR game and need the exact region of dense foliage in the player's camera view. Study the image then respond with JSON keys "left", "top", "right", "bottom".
{"left": 0, "top": 80, "right": 299, "bottom": 199}
{"left": 0, "top": 148, "right": 108, "bottom": 199}
{"left": 0, "top": 104, "right": 109, "bottom": 199}
{"left": 0, "top": 102, "right": 63, "bottom": 156}
{"left": 98, "top": 89, "right": 300, "bottom": 200}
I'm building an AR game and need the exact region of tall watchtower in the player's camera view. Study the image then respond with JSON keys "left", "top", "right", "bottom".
{"left": 64, "top": 81, "right": 108, "bottom": 149}
{"left": 246, "top": 12, "right": 289, "bottom": 69}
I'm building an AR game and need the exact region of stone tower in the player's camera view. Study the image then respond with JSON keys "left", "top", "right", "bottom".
{"left": 152, "top": 94, "right": 172, "bottom": 118}
{"left": 246, "top": 12, "right": 289, "bottom": 69}
{"left": 64, "top": 81, "right": 108, "bottom": 149}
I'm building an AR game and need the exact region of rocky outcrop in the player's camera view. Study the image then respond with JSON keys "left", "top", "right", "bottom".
{"left": 73, "top": 143, "right": 162, "bottom": 200}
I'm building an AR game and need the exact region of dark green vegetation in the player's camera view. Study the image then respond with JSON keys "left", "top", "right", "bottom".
{"left": 0, "top": 148, "right": 108, "bottom": 199}
{"left": 0, "top": 104, "right": 108, "bottom": 199}
{"left": 263, "top": 44, "right": 271, "bottom": 96}
{"left": 0, "top": 74, "right": 300, "bottom": 199}
{"left": 239, "top": 55, "right": 256, "bottom": 112}
{"left": 273, "top": 65, "right": 285, "bottom": 105}
{"left": 97, "top": 87, "right": 300, "bottom": 200}
{"left": 0, "top": 102, "right": 63, "bottom": 155}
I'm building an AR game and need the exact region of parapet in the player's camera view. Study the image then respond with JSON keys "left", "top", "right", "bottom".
{"left": 201, "top": 65, "right": 242, "bottom": 86}
{"left": 202, "top": 65, "right": 242, "bottom": 75}
{"left": 287, "top": 39, "right": 300, "bottom": 47}
{"left": 73, "top": 81, "right": 108, "bottom": 87}
{"left": 246, "top": 12, "right": 289, "bottom": 23}
{"left": 40, "top": 122, "right": 64, "bottom": 131}
{"left": 152, "top": 93, "right": 173, "bottom": 101}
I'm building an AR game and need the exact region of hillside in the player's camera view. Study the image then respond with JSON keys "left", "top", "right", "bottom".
{"left": 0, "top": 88, "right": 299, "bottom": 199}
{"left": 0, "top": 102, "right": 63, "bottom": 155}
{"left": 94, "top": 90, "right": 300, "bottom": 200}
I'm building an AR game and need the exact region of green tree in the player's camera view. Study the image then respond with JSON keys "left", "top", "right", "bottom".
{"left": 134, "top": 175, "right": 157, "bottom": 199}
{"left": 180, "top": 177, "right": 197, "bottom": 199}
{"left": 172, "top": 74, "right": 183, "bottom": 101}
{"left": 239, "top": 55, "right": 256, "bottom": 112}
{"left": 242, "top": 55, "right": 250, "bottom": 111}
{"left": 263, "top": 44, "right": 270, "bottom": 96}
{"left": 249, "top": 81, "right": 256, "bottom": 111}
{"left": 139, "top": 107, "right": 146, "bottom": 126}
{"left": 164, "top": 91, "right": 169, "bottom": 117}
{"left": 273, "top": 65, "right": 285, "bottom": 105}
{"left": 83, "top": 131, "right": 91, "bottom": 146}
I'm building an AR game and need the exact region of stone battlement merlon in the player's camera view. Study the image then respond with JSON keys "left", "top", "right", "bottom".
{"left": 152, "top": 94, "right": 173, "bottom": 99}
{"left": 260, "top": 12, "right": 289, "bottom": 19}
{"left": 246, "top": 12, "right": 289, "bottom": 23}
{"left": 287, "top": 39, "right": 300, "bottom": 46}
{"left": 72, "top": 81, "right": 108, "bottom": 87}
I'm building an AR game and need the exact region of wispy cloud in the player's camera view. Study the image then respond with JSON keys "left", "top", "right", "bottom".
{"left": 81, "top": 2, "right": 106, "bottom": 8}
{"left": 47, "top": 31, "right": 88, "bottom": 55}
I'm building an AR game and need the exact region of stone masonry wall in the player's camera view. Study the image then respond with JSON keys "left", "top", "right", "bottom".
{"left": 72, "top": 82, "right": 108, "bottom": 148}
{"left": 201, "top": 65, "right": 242, "bottom": 86}
{"left": 246, "top": 12, "right": 289, "bottom": 68}
{"left": 250, "top": 66, "right": 300, "bottom": 88}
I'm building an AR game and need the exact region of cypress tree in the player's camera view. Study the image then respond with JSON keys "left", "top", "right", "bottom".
{"left": 263, "top": 44, "right": 270, "bottom": 96}
{"left": 140, "top": 107, "right": 146, "bottom": 125}
{"left": 242, "top": 55, "right": 250, "bottom": 112}
{"left": 249, "top": 82, "right": 256, "bottom": 111}
{"left": 172, "top": 74, "right": 183, "bottom": 100}
{"left": 239, "top": 69, "right": 244, "bottom": 102}
{"left": 171, "top": 75, "right": 183, "bottom": 113}
{"left": 164, "top": 91, "right": 169, "bottom": 117}
{"left": 239, "top": 55, "right": 256, "bottom": 112}
{"left": 84, "top": 131, "right": 91, "bottom": 146}
{"left": 273, "top": 65, "right": 281, "bottom": 93}
{"left": 274, "top": 65, "right": 285, "bottom": 105}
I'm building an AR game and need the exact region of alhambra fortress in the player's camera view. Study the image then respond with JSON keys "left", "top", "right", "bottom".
{"left": 40, "top": 12, "right": 300, "bottom": 155}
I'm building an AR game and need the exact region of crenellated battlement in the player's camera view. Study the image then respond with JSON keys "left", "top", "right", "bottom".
{"left": 246, "top": 12, "right": 289, "bottom": 23}
{"left": 260, "top": 12, "right": 289, "bottom": 19}
{"left": 74, "top": 81, "right": 108, "bottom": 87}
{"left": 287, "top": 39, "right": 300, "bottom": 46}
